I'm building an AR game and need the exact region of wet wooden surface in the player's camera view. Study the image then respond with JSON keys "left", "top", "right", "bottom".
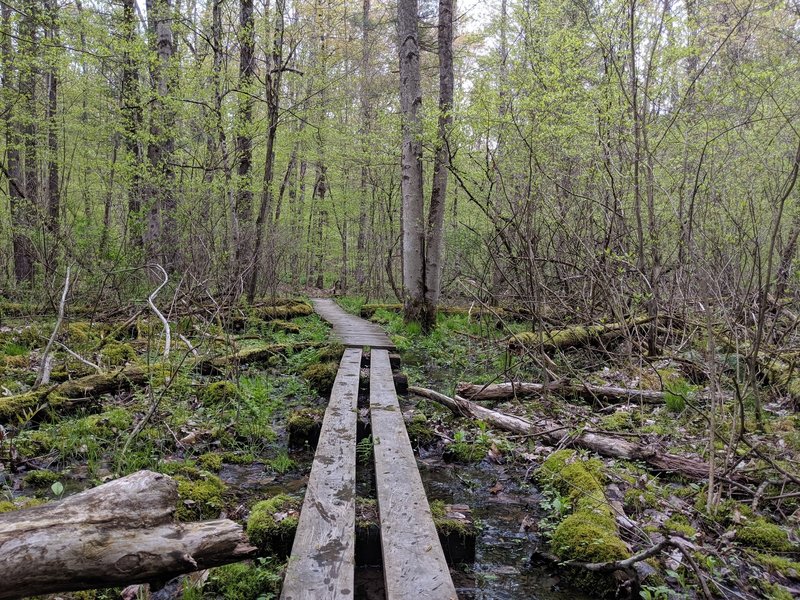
{"left": 312, "top": 298, "right": 395, "bottom": 349}
{"left": 280, "top": 348, "right": 362, "bottom": 600}
{"left": 369, "top": 349, "right": 457, "bottom": 600}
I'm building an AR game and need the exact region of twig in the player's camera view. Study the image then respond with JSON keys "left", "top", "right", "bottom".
{"left": 147, "top": 264, "right": 171, "bottom": 359}
{"left": 51, "top": 340, "right": 101, "bottom": 372}
{"left": 35, "top": 267, "right": 71, "bottom": 387}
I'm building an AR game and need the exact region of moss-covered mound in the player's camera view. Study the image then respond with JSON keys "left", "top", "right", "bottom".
{"left": 287, "top": 408, "right": 324, "bottom": 449}
{"left": 735, "top": 518, "right": 795, "bottom": 552}
{"left": 302, "top": 362, "right": 338, "bottom": 395}
{"left": 407, "top": 413, "right": 436, "bottom": 447}
{"left": 536, "top": 449, "right": 629, "bottom": 596}
{"left": 100, "top": 341, "right": 137, "bottom": 366}
{"left": 247, "top": 494, "right": 301, "bottom": 556}
{"left": 201, "top": 380, "right": 241, "bottom": 406}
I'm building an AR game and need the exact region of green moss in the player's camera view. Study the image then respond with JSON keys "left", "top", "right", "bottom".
{"left": 246, "top": 494, "right": 301, "bottom": 554}
{"left": 407, "top": 413, "right": 436, "bottom": 446}
{"left": 222, "top": 451, "right": 257, "bottom": 465}
{"left": 100, "top": 341, "right": 136, "bottom": 366}
{"left": 317, "top": 343, "right": 346, "bottom": 363}
{"left": 175, "top": 473, "right": 227, "bottom": 520}
{"left": 445, "top": 439, "right": 488, "bottom": 463}
{"left": 664, "top": 514, "right": 697, "bottom": 538}
{"left": 201, "top": 380, "right": 241, "bottom": 406}
{"left": 0, "top": 501, "right": 16, "bottom": 513}
{"left": 205, "top": 560, "right": 284, "bottom": 600}
{"left": 600, "top": 411, "right": 638, "bottom": 432}
{"left": 197, "top": 452, "right": 223, "bottom": 472}
{"left": 287, "top": 408, "right": 323, "bottom": 435}
{"left": 623, "top": 487, "right": 660, "bottom": 513}
{"left": 756, "top": 553, "right": 800, "bottom": 578}
{"left": 302, "top": 361, "right": 338, "bottom": 395}
{"left": 430, "top": 499, "right": 473, "bottom": 538}
{"left": 735, "top": 518, "right": 794, "bottom": 552}
{"left": 23, "top": 469, "right": 61, "bottom": 488}
{"left": 761, "top": 582, "right": 795, "bottom": 600}
{"left": 0, "top": 496, "right": 45, "bottom": 512}
{"left": 66, "top": 322, "right": 96, "bottom": 344}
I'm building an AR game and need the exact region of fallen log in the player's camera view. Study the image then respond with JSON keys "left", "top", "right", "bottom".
{"left": 409, "top": 386, "right": 717, "bottom": 481}
{"left": 0, "top": 470, "right": 255, "bottom": 600}
{"left": 506, "top": 316, "right": 653, "bottom": 352}
{"left": 1, "top": 341, "right": 333, "bottom": 422}
{"left": 456, "top": 381, "right": 668, "bottom": 404}
{"left": 456, "top": 380, "right": 732, "bottom": 405}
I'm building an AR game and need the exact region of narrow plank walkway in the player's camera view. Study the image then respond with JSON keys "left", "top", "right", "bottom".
{"left": 369, "top": 349, "right": 458, "bottom": 600}
{"left": 311, "top": 298, "right": 395, "bottom": 349}
{"left": 280, "top": 347, "right": 362, "bottom": 600}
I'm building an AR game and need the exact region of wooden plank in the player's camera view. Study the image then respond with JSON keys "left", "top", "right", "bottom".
{"left": 369, "top": 349, "right": 457, "bottom": 600}
{"left": 312, "top": 298, "right": 395, "bottom": 349}
{"left": 280, "top": 348, "right": 362, "bottom": 600}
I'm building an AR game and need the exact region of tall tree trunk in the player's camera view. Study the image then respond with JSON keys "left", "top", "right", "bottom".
{"left": 248, "top": 0, "right": 285, "bottom": 302}
{"left": 121, "top": 0, "right": 144, "bottom": 252}
{"left": 355, "top": 0, "right": 372, "bottom": 292}
{"left": 234, "top": 0, "right": 256, "bottom": 277}
{"left": 144, "top": 0, "right": 177, "bottom": 271}
{"left": 44, "top": 0, "right": 60, "bottom": 274}
{"left": 422, "top": 0, "right": 454, "bottom": 331}
{"left": 398, "top": 0, "right": 425, "bottom": 323}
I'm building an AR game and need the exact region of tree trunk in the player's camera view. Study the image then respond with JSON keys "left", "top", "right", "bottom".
{"left": 121, "top": 0, "right": 144, "bottom": 252}
{"left": 398, "top": 0, "right": 425, "bottom": 324}
{"left": 234, "top": 0, "right": 256, "bottom": 274}
{"left": 44, "top": 0, "right": 60, "bottom": 274}
{"left": 409, "top": 386, "right": 720, "bottom": 481}
{"left": 0, "top": 471, "right": 255, "bottom": 600}
{"left": 355, "top": 0, "right": 372, "bottom": 292}
{"left": 248, "top": 0, "right": 285, "bottom": 302}
{"left": 144, "top": 0, "right": 177, "bottom": 271}
{"left": 422, "top": 0, "right": 454, "bottom": 331}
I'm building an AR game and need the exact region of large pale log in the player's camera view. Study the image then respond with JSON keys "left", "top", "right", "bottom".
{"left": 0, "top": 470, "right": 255, "bottom": 600}
{"left": 409, "top": 386, "right": 719, "bottom": 481}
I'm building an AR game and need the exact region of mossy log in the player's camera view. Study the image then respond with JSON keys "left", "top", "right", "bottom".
{"left": 410, "top": 386, "right": 723, "bottom": 481}
{"left": 223, "top": 302, "right": 313, "bottom": 330}
{"left": 0, "top": 365, "right": 150, "bottom": 424}
{"left": 456, "top": 381, "right": 669, "bottom": 404}
{"left": 194, "top": 341, "right": 326, "bottom": 375}
{"left": 0, "top": 470, "right": 255, "bottom": 600}
{"left": 507, "top": 316, "right": 654, "bottom": 351}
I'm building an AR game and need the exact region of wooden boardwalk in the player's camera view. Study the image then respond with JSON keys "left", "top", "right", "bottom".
{"left": 281, "top": 348, "right": 361, "bottom": 600}
{"left": 281, "top": 304, "right": 456, "bottom": 599}
{"left": 370, "top": 349, "right": 457, "bottom": 600}
{"left": 311, "top": 298, "right": 395, "bottom": 349}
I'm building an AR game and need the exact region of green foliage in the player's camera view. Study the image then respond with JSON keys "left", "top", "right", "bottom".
{"left": 204, "top": 559, "right": 284, "bottom": 600}
{"left": 406, "top": 413, "right": 435, "bottom": 446}
{"left": 1, "top": 342, "right": 28, "bottom": 356}
{"left": 268, "top": 452, "right": 295, "bottom": 474}
{"left": 23, "top": 469, "right": 61, "bottom": 487}
{"left": 445, "top": 429, "right": 489, "bottom": 463}
{"left": 663, "top": 377, "right": 695, "bottom": 413}
{"left": 356, "top": 435, "right": 374, "bottom": 466}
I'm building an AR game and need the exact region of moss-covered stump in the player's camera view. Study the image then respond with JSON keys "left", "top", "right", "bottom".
{"left": 406, "top": 413, "right": 436, "bottom": 447}
{"left": 431, "top": 501, "right": 477, "bottom": 565}
{"left": 303, "top": 361, "right": 339, "bottom": 395}
{"left": 287, "top": 408, "right": 324, "bottom": 449}
{"left": 201, "top": 380, "right": 241, "bottom": 407}
{"left": 536, "top": 449, "right": 630, "bottom": 597}
{"left": 247, "top": 494, "right": 302, "bottom": 557}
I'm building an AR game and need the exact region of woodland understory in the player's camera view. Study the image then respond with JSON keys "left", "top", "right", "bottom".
{"left": 2, "top": 0, "right": 800, "bottom": 597}
{"left": 0, "top": 293, "right": 798, "bottom": 600}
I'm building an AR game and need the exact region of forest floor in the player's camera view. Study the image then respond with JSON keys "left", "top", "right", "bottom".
{"left": 0, "top": 296, "right": 799, "bottom": 599}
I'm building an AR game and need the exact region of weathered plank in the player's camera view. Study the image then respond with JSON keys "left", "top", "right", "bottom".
{"left": 280, "top": 348, "right": 362, "bottom": 600}
{"left": 369, "top": 349, "right": 457, "bottom": 600}
{"left": 312, "top": 298, "right": 395, "bottom": 349}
